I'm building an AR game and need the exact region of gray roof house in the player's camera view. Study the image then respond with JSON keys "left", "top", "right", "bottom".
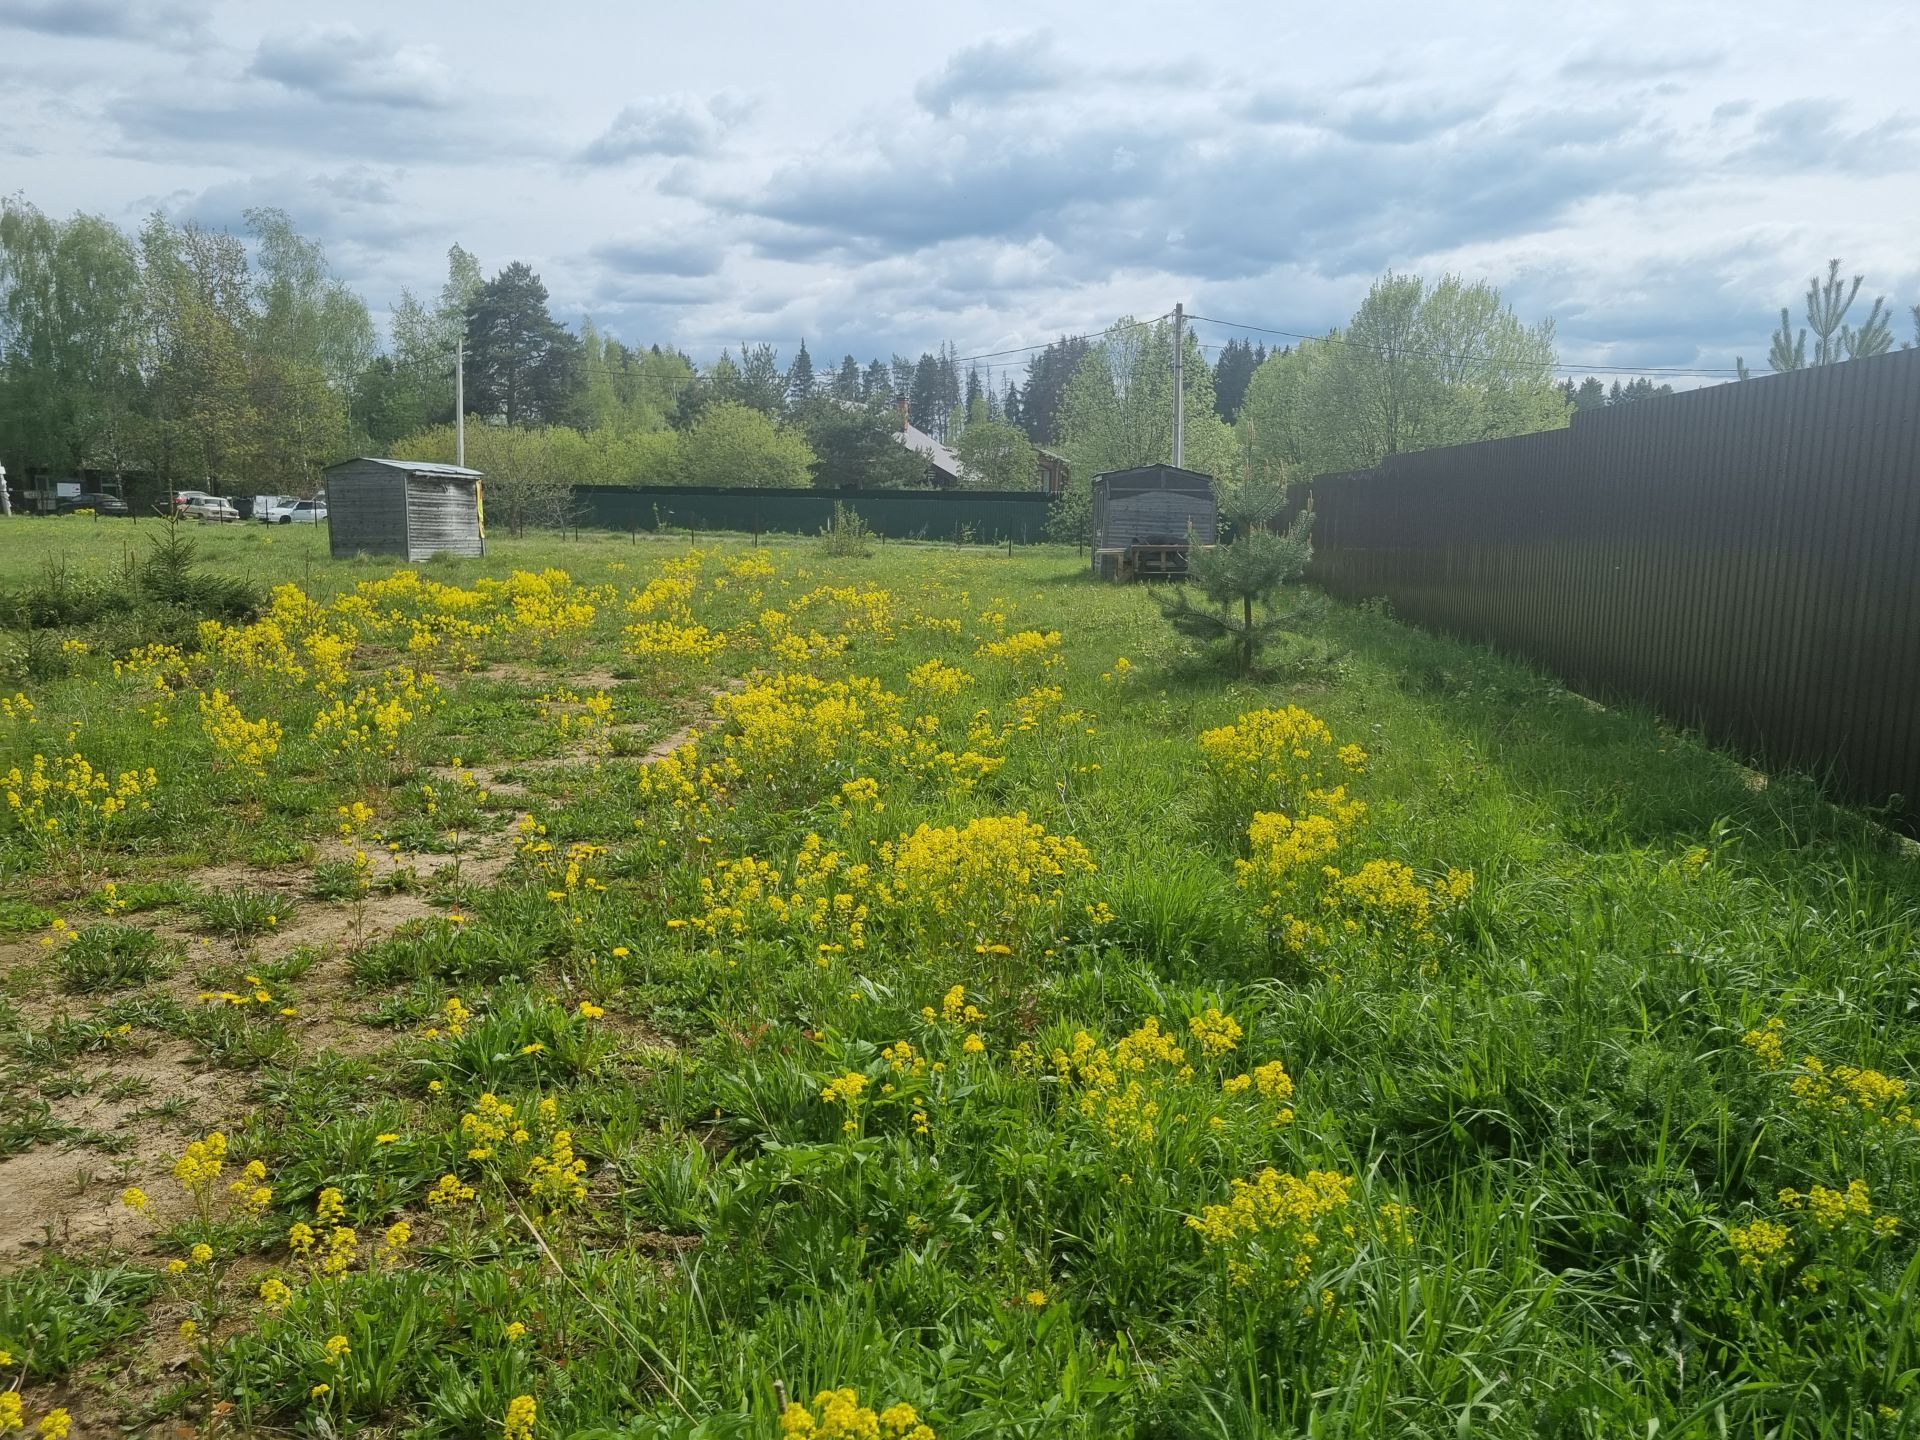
{"left": 324, "top": 457, "right": 485, "bottom": 561}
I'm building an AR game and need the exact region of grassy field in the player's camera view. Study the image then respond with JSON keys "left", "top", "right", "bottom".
{"left": 2, "top": 512, "right": 1919, "bottom": 1439}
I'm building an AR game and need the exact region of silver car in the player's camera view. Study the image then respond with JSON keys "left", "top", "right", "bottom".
{"left": 182, "top": 496, "right": 240, "bottom": 523}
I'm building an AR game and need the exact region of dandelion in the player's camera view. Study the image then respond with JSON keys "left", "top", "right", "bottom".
{"left": 1023, "top": 1289, "right": 1048, "bottom": 1307}
{"left": 310, "top": 1384, "right": 330, "bottom": 1399}
{"left": 578, "top": 1001, "right": 606, "bottom": 1018}
{"left": 375, "top": 1133, "right": 399, "bottom": 1144}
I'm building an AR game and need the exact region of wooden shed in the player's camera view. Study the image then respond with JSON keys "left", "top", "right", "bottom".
{"left": 1090, "top": 463, "right": 1217, "bottom": 579}
{"left": 324, "top": 458, "right": 485, "bottom": 562}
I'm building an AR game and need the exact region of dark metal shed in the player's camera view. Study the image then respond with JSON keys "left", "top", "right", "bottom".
{"left": 1090, "top": 464, "right": 1217, "bottom": 578}
{"left": 324, "top": 458, "right": 486, "bottom": 562}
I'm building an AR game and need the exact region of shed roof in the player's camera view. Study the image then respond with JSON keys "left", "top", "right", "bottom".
{"left": 1092, "top": 463, "right": 1214, "bottom": 493}
{"left": 325, "top": 457, "right": 484, "bottom": 479}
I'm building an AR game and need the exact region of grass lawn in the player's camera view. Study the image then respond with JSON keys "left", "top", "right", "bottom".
{"left": 1, "top": 512, "right": 1917, "bottom": 1438}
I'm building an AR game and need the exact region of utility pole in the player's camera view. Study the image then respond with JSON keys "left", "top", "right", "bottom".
{"left": 455, "top": 338, "right": 465, "bottom": 468}
{"left": 1171, "top": 302, "right": 1185, "bottom": 468}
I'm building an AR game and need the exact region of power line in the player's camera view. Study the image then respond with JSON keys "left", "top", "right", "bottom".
{"left": 1186, "top": 312, "right": 1743, "bottom": 378}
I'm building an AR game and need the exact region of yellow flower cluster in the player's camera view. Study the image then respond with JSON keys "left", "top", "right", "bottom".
{"left": 1779, "top": 1179, "right": 1899, "bottom": 1235}
{"left": 780, "top": 1389, "right": 935, "bottom": 1440}
{"left": 1789, "top": 1056, "right": 1920, "bottom": 1133}
{"left": 505, "top": 1394, "right": 537, "bottom": 1440}
{"left": 536, "top": 687, "right": 615, "bottom": 757}
{"left": 907, "top": 659, "right": 973, "bottom": 695}
{"left": 1729, "top": 1217, "right": 1794, "bottom": 1272}
{"left": 309, "top": 667, "right": 441, "bottom": 773}
{"left": 2, "top": 751, "right": 158, "bottom": 842}
{"left": 694, "top": 835, "right": 876, "bottom": 953}
{"left": 975, "top": 629, "right": 1062, "bottom": 667}
{"left": 0, "top": 1396, "right": 71, "bottom": 1440}
{"left": 426, "top": 1173, "right": 476, "bottom": 1210}
{"left": 1186, "top": 1167, "right": 1356, "bottom": 1290}
{"left": 526, "top": 1130, "right": 589, "bottom": 1211}
{"left": 922, "top": 984, "right": 984, "bottom": 1027}
{"left": 1188, "top": 1008, "right": 1243, "bottom": 1058}
{"left": 880, "top": 812, "right": 1095, "bottom": 942}
{"left": 461, "top": 1092, "right": 522, "bottom": 1161}
{"left": 1236, "top": 799, "right": 1365, "bottom": 905}
{"left": 1742, "top": 1017, "right": 1786, "bottom": 1070}
{"left": 1303, "top": 859, "right": 1475, "bottom": 949}
{"left": 786, "top": 582, "right": 898, "bottom": 640}
{"left": 173, "top": 1130, "right": 228, "bottom": 1200}
{"left": 821, "top": 1072, "right": 870, "bottom": 1133}
{"left": 1199, "top": 706, "right": 1368, "bottom": 810}
{"left": 624, "top": 617, "right": 727, "bottom": 663}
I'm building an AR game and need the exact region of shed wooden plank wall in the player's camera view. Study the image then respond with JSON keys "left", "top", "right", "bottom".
{"left": 1096, "top": 491, "right": 1218, "bottom": 549}
{"left": 405, "top": 478, "right": 484, "bottom": 561}
{"left": 327, "top": 462, "right": 409, "bottom": 558}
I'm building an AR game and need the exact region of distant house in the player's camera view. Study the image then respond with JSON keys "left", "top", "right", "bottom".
{"left": 1035, "top": 448, "right": 1069, "bottom": 495}
{"left": 893, "top": 417, "right": 968, "bottom": 488}
{"left": 325, "top": 457, "right": 485, "bottom": 561}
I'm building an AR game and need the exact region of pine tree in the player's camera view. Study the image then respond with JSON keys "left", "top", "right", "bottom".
{"left": 1212, "top": 338, "right": 1260, "bottom": 423}
{"left": 908, "top": 353, "right": 941, "bottom": 432}
{"left": 864, "top": 359, "right": 890, "bottom": 404}
{"left": 786, "top": 339, "right": 815, "bottom": 407}
{"left": 1156, "top": 470, "right": 1315, "bottom": 676}
{"left": 1746, "top": 259, "right": 1889, "bottom": 373}
{"left": 464, "top": 262, "right": 583, "bottom": 426}
{"left": 834, "top": 354, "right": 861, "bottom": 400}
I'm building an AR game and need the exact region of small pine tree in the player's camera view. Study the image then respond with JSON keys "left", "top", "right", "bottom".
{"left": 1157, "top": 471, "right": 1314, "bottom": 676}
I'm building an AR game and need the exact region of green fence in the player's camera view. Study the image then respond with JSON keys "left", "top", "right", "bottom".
{"left": 570, "top": 485, "right": 1055, "bottom": 544}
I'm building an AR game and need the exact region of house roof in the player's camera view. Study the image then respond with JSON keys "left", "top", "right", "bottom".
{"left": 326, "top": 457, "right": 484, "bottom": 479}
{"left": 894, "top": 422, "right": 966, "bottom": 479}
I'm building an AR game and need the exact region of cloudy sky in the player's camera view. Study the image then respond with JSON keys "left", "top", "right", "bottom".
{"left": 4, "top": 0, "right": 1916, "bottom": 387}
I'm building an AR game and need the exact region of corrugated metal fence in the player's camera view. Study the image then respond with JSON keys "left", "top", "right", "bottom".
{"left": 571, "top": 484, "right": 1052, "bottom": 545}
{"left": 1293, "top": 347, "right": 1920, "bottom": 817}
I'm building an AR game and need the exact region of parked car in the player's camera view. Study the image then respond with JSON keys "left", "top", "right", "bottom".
{"left": 182, "top": 495, "right": 240, "bottom": 523}
{"left": 55, "top": 492, "right": 130, "bottom": 516}
{"left": 275, "top": 499, "right": 328, "bottom": 524}
{"left": 162, "top": 489, "right": 211, "bottom": 516}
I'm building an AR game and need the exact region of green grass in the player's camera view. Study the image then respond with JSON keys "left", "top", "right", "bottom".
{"left": 1, "top": 516, "right": 1918, "bottom": 1437}
{"left": 55, "top": 923, "right": 179, "bottom": 991}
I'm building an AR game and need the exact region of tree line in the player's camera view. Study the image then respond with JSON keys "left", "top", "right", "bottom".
{"left": 6, "top": 193, "right": 1916, "bottom": 526}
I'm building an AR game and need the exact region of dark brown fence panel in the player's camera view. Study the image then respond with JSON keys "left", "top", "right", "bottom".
{"left": 1298, "top": 347, "right": 1920, "bottom": 820}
